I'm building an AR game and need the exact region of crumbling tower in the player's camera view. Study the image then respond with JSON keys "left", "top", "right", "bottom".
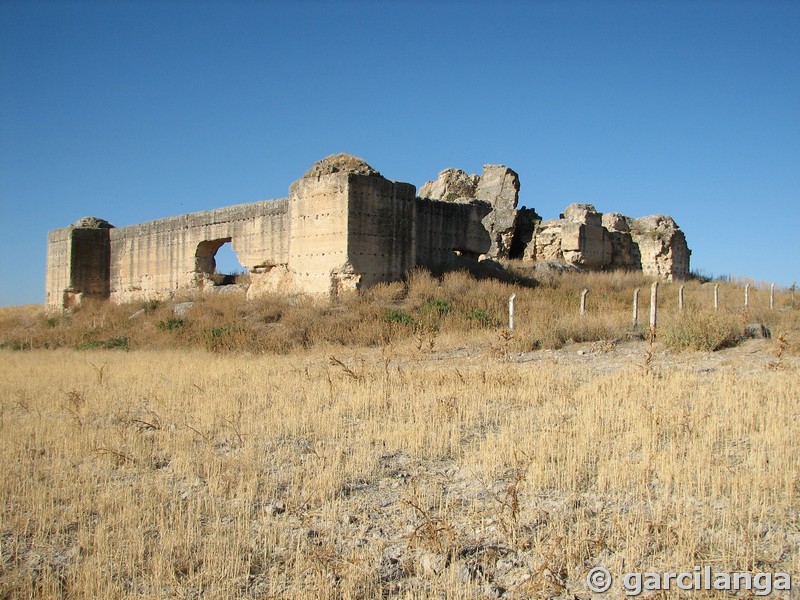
{"left": 45, "top": 217, "right": 113, "bottom": 308}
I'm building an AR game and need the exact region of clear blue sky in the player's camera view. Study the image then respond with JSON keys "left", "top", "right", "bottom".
{"left": 1, "top": 0, "right": 798, "bottom": 305}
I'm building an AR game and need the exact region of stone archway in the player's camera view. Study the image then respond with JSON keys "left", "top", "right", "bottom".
{"left": 194, "top": 238, "right": 247, "bottom": 286}
{"left": 195, "top": 238, "right": 229, "bottom": 276}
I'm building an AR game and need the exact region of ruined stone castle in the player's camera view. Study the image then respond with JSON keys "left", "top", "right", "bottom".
{"left": 45, "top": 154, "right": 690, "bottom": 309}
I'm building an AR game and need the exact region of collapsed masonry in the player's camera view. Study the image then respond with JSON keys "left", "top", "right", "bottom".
{"left": 45, "top": 154, "right": 690, "bottom": 309}
{"left": 419, "top": 166, "right": 690, "bottom": 278}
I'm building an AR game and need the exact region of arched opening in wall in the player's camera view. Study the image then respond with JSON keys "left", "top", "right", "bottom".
{"left": 195, "top": 238, "right": 248, "bottom": 286}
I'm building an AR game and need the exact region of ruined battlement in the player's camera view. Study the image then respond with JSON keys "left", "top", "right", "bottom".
{"left": 45, "top": 154, "right": 691, "bottom": 309}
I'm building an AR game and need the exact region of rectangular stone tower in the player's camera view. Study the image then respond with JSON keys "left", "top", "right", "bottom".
{"left": 288, "top": 171, "right": 416, "bottom": 295}
{"left": 45, "top": 218, "right": 112, "bottom": 308}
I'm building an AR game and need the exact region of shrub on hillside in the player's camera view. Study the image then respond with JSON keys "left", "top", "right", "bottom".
{"left": 75, "top": 336, "right": 129, "bottom": 351}
{"left": 660, "top": 311, "right": 742, "bottom": 351}
{"left": 156, "top": 317, "right": 185, "bottom": 331}
{"left": 467, "top": 309, "right": 498, "bottom": 328}
{"left": 382, "top": 309, "right": 414, "bottom": 326}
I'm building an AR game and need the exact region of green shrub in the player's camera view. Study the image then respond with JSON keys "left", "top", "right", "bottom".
{"left": 104, "top": 336, "right": 129, "bottom": 350}
{"left": 424, "top": 299, "right": 451, "bottom": 315}
{"left": 76, "top": 336, "right": 129, "bottom": 351}
{"left": 467, "top": 309, "right": 498, "bottom": 328}
{"left": 156, "top": 317, "right": 186, "bottom": 331}
{"left": 660, "top": 311, "right": 742, "bottom": 351}
{"left": 0, "top": 340, "right": 27, "bottom": 351}
{"left": 382, "top": 309, "right": 414, "bottom": 326}
{"left": 75, "top": 339, "right": 105, "bottom": 350}
{"left": 210, "top": 327, "right": 225, "bottom": 338}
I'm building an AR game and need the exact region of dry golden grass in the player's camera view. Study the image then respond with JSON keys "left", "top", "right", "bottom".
{"left": 1, "top": 269, "right": 798, "bottom": 356}
{"left": 1, "top": 271, "right": 798, "bottom": 598}
{"left": 1, "top": 338, "right": 798, "bottom": 598}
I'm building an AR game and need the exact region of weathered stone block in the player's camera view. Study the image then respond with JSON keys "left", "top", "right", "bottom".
{"left": 419, "top": 168, "right": 479, "bottom": 201}
{"left": 562, "top": 203, "right": 602, "bottom": 227}
{"left": 475, "top": 165, "right": 520, "bottom": 259}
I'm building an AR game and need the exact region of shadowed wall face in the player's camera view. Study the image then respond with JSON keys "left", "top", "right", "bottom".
{"left": 45, "top": 223, "right": 112, "bottom": 308}
{"left": 286, "top": 172, "right": 420, "bottom": 296}
{"left": 347, "top": 175, "right": 416, "bottom": 289}
{"left": 70, "top": 228, "right": 111, "bottom": 301}
{"left": 414, "top": 199, "right": 492, "bottom": 267}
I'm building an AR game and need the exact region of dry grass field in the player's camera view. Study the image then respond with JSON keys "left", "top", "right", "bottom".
{"left": 1, "top": 270, "right": 798, "bottom": 599}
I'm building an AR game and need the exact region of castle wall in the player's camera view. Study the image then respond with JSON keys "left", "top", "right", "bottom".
{"left": 45, "top": 228, "right": 72, "bottom": 308}
{"left": 347, "top": 175, "right": 416, "bottom": 289}
{"left": 531, "top": 206, "right": 690, "bottom": 279}
{"left": 45, "top": 155, "right": 692, "bottom": 309}
{"left": 561, "top": 222, "right": 612, "bottom": 267}
{"left": 71, "top": 228, "right": 112, "bottom": 301}
{"left": 286, "top": 173, "right": 419, "bottom": 295}
{"left": 45, "top": 226, "right": 111, "bottom": 308}
{"left": 287, "top": 174, "right": 351, "bottom": 295}
{"left": 668, "top": 232, "right": 691, "bottom": 280}
{"left": 414, "top": 199, "right": 492, "bottom": 268}
{"left": 629, "top": 216, "right": 691, "bottom": 281}
{"left": 632, "top": 229, "right": 691, "bottom": 281}
{"left": 109, "top": 199, "right": 288, "bottom": 303}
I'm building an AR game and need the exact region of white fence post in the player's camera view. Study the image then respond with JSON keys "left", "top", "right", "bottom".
{"left": 714, "top": 284, "right": 719, "bottom": 311}
{"left": 679, "top": 284, "right": 685, "bottom": 312}
{"left": 508, "top": 293, "right": 516, "bottom": 331}
{"left": 745, "top": 283, "right": 750, "bottom": 308}
{"left": 650, "top": 281, "right": 659, "bottom": 339}
{"left": 580, "top": 289, "right": 589, "bottom": 317}
{"left": 632, "top": 288, "right": 640, "bottom": 329}
{"left": 770, "top": 283, "right": 775, "bottom": 310}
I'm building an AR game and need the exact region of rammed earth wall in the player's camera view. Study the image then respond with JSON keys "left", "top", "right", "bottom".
{"left": 46, "top": 155, "right": 691, "bottom": 309}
